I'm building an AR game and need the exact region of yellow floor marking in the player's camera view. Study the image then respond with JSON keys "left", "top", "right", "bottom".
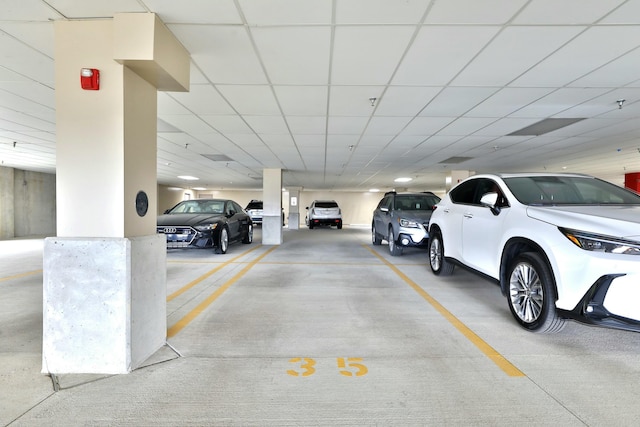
{"left": 0, "top": 270, "right": 42, "bottom": 283}
{"left": 167, "top": 246, "right": 277, "bottom": 338}
{"left": 366, "top": 245, "right": 525, "bottom": 377}
{"left": 167, "top": 245, "right": 262, "bottom": 302}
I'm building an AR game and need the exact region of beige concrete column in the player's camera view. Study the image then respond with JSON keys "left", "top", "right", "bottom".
{"left": 262, "top": 168, "right": 283, "bottom": 244}
{"left": 43, "top": 14, "right": 189, "bottom": 374}
{"left": 287, "top": 186, "right": 302, "bottom": 230}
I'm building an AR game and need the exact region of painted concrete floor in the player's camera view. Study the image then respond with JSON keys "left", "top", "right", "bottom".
{"left": 3, "top": 226, "right": 640, "bottom": 426}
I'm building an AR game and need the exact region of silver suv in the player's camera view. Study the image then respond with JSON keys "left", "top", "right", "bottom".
{"left": 306, "top": 200, "right": 342, "bottom": 229}
{"left": 372, "top": 191, "right": 440, "bottom": 256}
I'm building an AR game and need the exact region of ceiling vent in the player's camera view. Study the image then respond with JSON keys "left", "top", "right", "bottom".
{"left": 508, "top": 118, "right": 586, "bottom": 136}
{"left": 202, "top": 154, "right": 235, "bottom": 162}
{"left": 439, "top": 156, "right": 472, "bottom": 164}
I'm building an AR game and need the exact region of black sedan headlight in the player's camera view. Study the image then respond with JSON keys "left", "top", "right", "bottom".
{"left": 194, "top": 223, "right": 218, "bottom": 232}
{"left": 560, "top": 227, "right": 640, "bottom": 255}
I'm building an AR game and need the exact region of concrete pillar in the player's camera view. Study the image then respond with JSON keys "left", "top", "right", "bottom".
{"left": 0, "top": 167, "right": 15, "bottom": 239}
{"left": 43, "top": 14, "right": 189, "bottom": 374}
{"left": 447, "top": 170, "right": 475, "bottom": 191}
{"left": 262, "top": 168, "right": 283, "bottom": 245}
{"left": 287, "top": 187, "right": 302, "bottom": 230}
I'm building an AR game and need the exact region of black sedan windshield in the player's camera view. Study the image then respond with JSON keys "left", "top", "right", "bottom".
{"left": 504, "top": 176, "right": 640, "bottom": 205}
{"left": 168, "top": 200, "right": 225, "bottom": 214}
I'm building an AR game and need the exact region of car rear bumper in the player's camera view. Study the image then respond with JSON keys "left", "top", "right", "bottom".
{"left": 309, "top": 217, "right": 342, "bottom": 225}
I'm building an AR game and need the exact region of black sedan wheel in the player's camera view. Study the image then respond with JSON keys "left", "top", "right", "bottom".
{"left": 242, "top": 224, "right": 253, "bottom": 244}
{"left": 215, "top": 227, "right": 229, "bottom": 254}
{"left": 429, "top": 231, "right": 454, "bottom": 276}
{"left": 507, "top": 252, "right": 565, "bottom": 333}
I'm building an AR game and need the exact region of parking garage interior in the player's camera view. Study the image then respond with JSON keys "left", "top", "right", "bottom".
{"left": 4, "top": 1, "right": 640, "bottom": 426}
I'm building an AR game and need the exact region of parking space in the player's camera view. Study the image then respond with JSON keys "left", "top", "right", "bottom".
{"left": 3, "top": 228, "right": 640, "bottom": 425}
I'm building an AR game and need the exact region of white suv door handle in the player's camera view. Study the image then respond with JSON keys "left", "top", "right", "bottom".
{"left": 464, "top": 213, "right": 473, "bottom": 218}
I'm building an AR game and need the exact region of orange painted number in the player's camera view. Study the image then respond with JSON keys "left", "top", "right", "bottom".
{"left": 337, "top": 357, "right": 368, "bottom": 377}
{"left": 287, "top": 357, "right": 316, "bottom": 377}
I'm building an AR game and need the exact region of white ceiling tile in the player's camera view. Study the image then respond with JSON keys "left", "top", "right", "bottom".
{"left": 420, "top": 87, "right": 498, "bottom": 116}
{"left": 570, "top": 49, "right": 640, "bottom": 88}
{"left": 288, "top": 117, "right": 326, "bottom": 134}
{"left": 169, "top": 85, "right": 234, "bottom": 115}
{"left": 242, "top": 116, "right": 289, "bottom": 134}
{"left": 216, "top": 85, "right": 280, "bottom": 115}
{"left": 252, "top": 27, "right": 330, "bottom": 85}
{"left": 510, "top": 88, "right": 611, "bottom": 118}
{"left": 239, "top": 0, "right": 332, "bottom": 25}
{"left": 375, "top": 86, "right": 442, "bottom": 116}
{"left": 274, "top": 86, "right": 328, "bottom": 116}
{"left": 513, "top": 26, "right": 640, "bottom": 87}
{"left": 401, "top": 117, "right": 456, "bottom": 136}
{"left": 513, "top": 0, "right": 625, "bottom": 24}
{"left": 0, "top": 22, "right": 55, "bottom": 57}
{"left": 329, "top": 86, "right": 385, "bottom": 116}
{"left": 453, "top": 26, "right": 584, "bottom": 86}
{"left": 394, "top": 26, "right": 500, "bottom": 86}
{"left": 467, "top": 88, "right": 555, "bottom": 117}
{"left": 145, "top": 0, "right": 241, "bottom": 24}
{"left": 473, "top": 118, "right": 541, "bottom": 137}
{"left": 200, "top": 115, "right": 253, "bottom": 134}
{"left": 328, "top": 117, "right": 369, "bottom": 135}
{"left": 335, "top": 0, "right": 430, "bottom": 24}
{"left": 170, "top": 25, "right": 267, "bottom": 84}
{"left": 160, "top": 115, "right": 215, "bottom": 134}
{"left": 47, "top": 0, "right": 145, "bottom": 17}
{"left": 331, "top": 26, "right": 416, "bottom": 85}
{"left": 364, "top": 117, "right": 412, "bottom": 136}
{"left": 438, "top": 118, "right": 497, "bottom": 136}
{"left": 426, "top": 0, "right": 528, "bottom": 24}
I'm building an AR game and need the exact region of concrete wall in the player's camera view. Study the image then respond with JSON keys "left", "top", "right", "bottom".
{"left": 0, "top": 166, "right": 56, "bottom": 239}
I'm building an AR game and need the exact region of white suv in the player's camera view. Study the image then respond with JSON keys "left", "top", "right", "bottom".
{"left": 428, "top": 173, "right": 640, "bottom": 333}
{"left": 306, "top": 200, "right": 342, "bottom": 229}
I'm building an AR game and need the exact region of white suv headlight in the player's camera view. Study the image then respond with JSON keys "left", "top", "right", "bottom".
{"left": 560, "top": 228, "right": 640, "bottom": 255}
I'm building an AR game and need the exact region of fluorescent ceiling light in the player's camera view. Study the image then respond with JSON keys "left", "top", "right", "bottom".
{"left": 394, "top": 177, "right": 412, "bottom": 183}
{"left": 178, "top": 175, "right": 199, "bottom": 181}
{"left": 369, "top": 188, "right": 380, "bottom": 192}
{"left": 192, "top": 187, "right": 207, "bottom": 191}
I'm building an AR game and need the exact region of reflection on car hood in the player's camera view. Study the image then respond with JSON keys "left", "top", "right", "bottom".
{"left": 526, "top": 205, "right": 640, "bottom": 239}
{"left": 157, "top": 213, "right": 224, "bottom": 226}
{"left": 395, "top": 210, "right": 434, "bottom": 222}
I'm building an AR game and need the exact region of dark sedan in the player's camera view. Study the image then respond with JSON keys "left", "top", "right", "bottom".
{"left": 157, "top": 199, "right": 253, "bottom": 254}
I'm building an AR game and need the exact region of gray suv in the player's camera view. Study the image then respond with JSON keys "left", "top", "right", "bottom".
{"left": 372, "top": 191, "right": 441, "bottom": 256}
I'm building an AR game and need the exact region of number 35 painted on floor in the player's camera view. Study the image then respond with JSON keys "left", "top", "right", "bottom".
{"left": 287, "top": 357, "right": 368, "bottom": 377}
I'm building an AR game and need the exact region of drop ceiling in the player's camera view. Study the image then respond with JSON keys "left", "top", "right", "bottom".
{"left": 2, "top": 0, "right": 640, "bottom": 191}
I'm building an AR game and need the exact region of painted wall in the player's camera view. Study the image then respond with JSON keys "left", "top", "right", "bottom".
{"left": 0, "top": 166, "right": 56, "bottom": 239}
{"left": 157, "top": 184, "right": 385, "bottom": 226}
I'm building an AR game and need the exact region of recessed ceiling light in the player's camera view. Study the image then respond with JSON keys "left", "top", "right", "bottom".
{"left": 178, "top": 175, "right": 199, "bottom": 181}
{"left": 369, "top": 188, "right": 380, "bottom": 192}
{"left": 192, "top": 187, "right": 207, "bottom": 191}
{"left": 394, "top": 177, "right": 412, "bottom": 183}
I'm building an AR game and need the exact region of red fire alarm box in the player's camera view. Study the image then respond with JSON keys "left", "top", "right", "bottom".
{"left": 80, "top": 68, "right": 100, "bottom": 90}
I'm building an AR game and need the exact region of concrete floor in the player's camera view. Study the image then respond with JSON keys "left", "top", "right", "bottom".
{"left": 3, "top": 226, "right": 640, "bottom": 426}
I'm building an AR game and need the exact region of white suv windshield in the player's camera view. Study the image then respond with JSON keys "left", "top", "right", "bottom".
{"left": 504, "top": 176, "right": 640, "bottom": 205}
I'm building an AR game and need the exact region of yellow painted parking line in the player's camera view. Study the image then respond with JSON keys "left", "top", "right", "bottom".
{"left": 167, "top": 245, "right": 262, "bottom": 302}
{"left": 0, "top": 270, "right": 42, "bottom": 283}
{"left": 167, "top": 246, "right": 277, "bottom": 338}
{"left": 366, "top": 245, "right": 524, "bottom": 377}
